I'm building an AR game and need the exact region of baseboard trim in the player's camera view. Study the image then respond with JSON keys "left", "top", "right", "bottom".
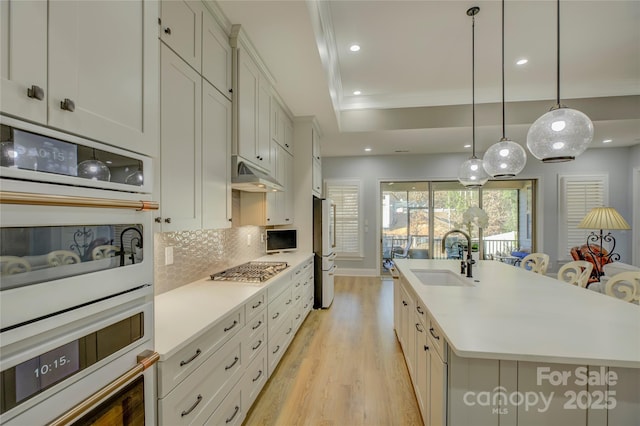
{"left": 334, "top": 268, "right": 379, "bottom": 277}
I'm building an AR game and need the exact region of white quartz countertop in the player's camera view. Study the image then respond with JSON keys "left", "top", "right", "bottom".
{"left": 394, "top": 259, "right": 640, "bottom": 368}
{"left": 154, "top": 251, "right": 313, "bottom": 360}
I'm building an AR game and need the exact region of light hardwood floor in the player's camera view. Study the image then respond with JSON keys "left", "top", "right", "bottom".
{"left": 243, "top": 276, "right": 423, "bottom": 426}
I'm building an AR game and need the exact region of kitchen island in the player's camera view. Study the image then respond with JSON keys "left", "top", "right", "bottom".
{"left": 393, "top": 259, "right": 640, "bottom": 426}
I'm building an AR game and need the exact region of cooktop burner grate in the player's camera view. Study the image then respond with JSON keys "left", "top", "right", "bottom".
{"left": 210, "top": 261, "right": 289, "bottom": 283}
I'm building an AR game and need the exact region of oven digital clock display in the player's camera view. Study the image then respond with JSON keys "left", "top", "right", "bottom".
{"left": 14, "top": 340, "right": 80, "bottom": 402}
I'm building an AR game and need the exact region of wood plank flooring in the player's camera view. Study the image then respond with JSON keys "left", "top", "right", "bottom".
{"left": 243, "top": 276, "right": 423, "bottom": 426}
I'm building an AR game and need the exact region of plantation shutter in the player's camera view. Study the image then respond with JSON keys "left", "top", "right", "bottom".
{"left": 326, "top": 180, "right": 362, "bottom": 257}
{"left": 558, "top": 175, "right": 608, "bottom": 259}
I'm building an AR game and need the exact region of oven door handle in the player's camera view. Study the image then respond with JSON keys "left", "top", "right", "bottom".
{"left": 47, "top": 350, "right": 159, "bottom": 426}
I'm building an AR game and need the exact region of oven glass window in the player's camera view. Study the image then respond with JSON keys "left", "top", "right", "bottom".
{"left": 0, "top": 224, "right": 143, "bottom": 290}
{"left": 75, "top": 376, "right": 145, "bottom": 426}
{"left": 1, "top": 125, "right": 145, "bottom": 186}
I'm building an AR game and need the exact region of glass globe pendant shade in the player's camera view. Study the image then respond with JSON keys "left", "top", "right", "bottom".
{"left": 125, "top": 170, "right": 144, "bottom": 186}
{"left": 458, "top": 156, "right": 489, "bottom": 188}
{"left": 526, "top": 106, "right": 593, "bottom": 162}
{"left": 77, "top": 159, "right": 111, "bottom": 181}
{"left": 483, "top": 138, "right": 527, "bottom": 178}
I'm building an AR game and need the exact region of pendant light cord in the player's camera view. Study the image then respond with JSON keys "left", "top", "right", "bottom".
{"left": 501, "top": 0, "right": 505, "bottom": 139}
{"left": 471, "top": 10, "right": 476, "bottom": 158}
{"left": 556, "top": 0, "right": 561, "bottom": 106}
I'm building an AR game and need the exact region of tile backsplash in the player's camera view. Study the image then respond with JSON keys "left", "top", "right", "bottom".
{"left": 154, "top": 226, "right": 265, "bottom": 295}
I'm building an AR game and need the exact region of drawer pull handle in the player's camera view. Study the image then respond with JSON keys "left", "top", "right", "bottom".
{"left": 415, "top": 323, "right": 424, "bottom": 332}
{"left": 164, "top": 27, "right": 171, "bottom": 35}
{"left": 416, "top": 306, "right": 424, "bottom": 315}
{"left": 179, "top": 349, "right": 201, "bottom": 367}
{"left": 296, "top": 270, "right": 301, "bottom": 275}
{"left": 252, "top": 300, "right": 263, "bottom": 309}
{"left": 285, "top": 299, "right": 292, "bottom": 305}
{"left": 429, "top": 327, "right": 440, "bottom": 340}
{"left": 296, "top": 295, "right": 301, "bottom": 301}
{"left": 225, "top": 405, "right": 240, "bottom": 424}
{"left": 252, "top": 369, "right": 263, "bottom": 382}
{"left": 402, "top": 300, "right": 408, "bottom": 306}
{"left": 252, "top": 340, "right": 262, "bottom": 350}
{"left": 286, "top": 327, "right": 292, "bottom": 335}
{"left": 272, "top": 312, "right": 280, "bottom": 320}
{"left": 272, "top": 345, "right": 280, "bottom": 354}
{"left": 252, "top": 320, "right": 263, "bottom": 330}
{"left": 225, "top": 356, "right": 239, "bottom": 371}
{"left": 181, "top": 394, "right": 202, "bottom": 417}
{"left": 224, "top": 320, "right": 238, "bottom": 332}
{"left": 296, "top": 313, "right": 301, "bottom": 320}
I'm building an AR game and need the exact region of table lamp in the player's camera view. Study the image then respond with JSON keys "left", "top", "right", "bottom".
{"left": 577, "top": 207, "right": 631, "bottom": 278}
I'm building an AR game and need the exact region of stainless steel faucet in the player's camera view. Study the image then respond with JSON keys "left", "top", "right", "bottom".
{"left": 441, "top": 229, "right": 474, "bottom": 278}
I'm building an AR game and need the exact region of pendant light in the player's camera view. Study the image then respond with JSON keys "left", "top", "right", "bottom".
{"left": 78, "top": 148, "right": 111, "bottom": 181}
{"left": 483, "top": 0, "right": 527, "bottom": 178}
{"left": 458, "top": 6, "right": 489, "bottom": 188}
{"left": 526, "top": 0, "right": 593, "bottom": 162}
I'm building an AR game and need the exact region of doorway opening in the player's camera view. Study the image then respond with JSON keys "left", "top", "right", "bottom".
{"left": 380, "top": 180, "right": 537, "bottom": 274}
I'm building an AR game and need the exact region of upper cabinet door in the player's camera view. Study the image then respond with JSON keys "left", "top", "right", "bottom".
{"left": 0, "top": 0, "right": 48, "bottom": 123}
{"left": 160, "top": 0, "right": 202, "bottom": 72}
{"left": 160, "top": 44, "right": 202, "bottom": 232}
{"left": 202, "top": 80, "right": 232, "bottom": 229}
{"left": 48, "top": 0, "right": 159, "bottom": 156}
{"left": 236, "top": 49, "right": 260, "bottom": 165}
{"left": 202, "top": 11, "right": 232, "bottom": 99}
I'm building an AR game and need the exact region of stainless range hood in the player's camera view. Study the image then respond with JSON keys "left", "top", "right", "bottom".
{"left": 231, "top": 156, "right": 283, "bottom": 192}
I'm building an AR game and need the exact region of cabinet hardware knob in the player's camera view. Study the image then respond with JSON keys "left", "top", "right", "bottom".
{"left": 154, "top": 217, "right": 162, "bottom": 223}
{"left": 164, "top": 27, "right": 171, "bottom": 35}
{"left": 157, "top": 17, "right": 161, "bottom": 25}
{"left": 228, "top": 218, "right": 232, "bottom": 222}
{"left": 402, "top": 300, "right": 407, "bottom": 306}
{"left": 285, "top": 143, "right": 289, "bottom": 147}
{"left": 27, "top": 85, "right": 44, "bottom": 100}
{"left": 424, "top": 345, "right": 429, "bottom": 351}
{"left": 180, "top": 394, "right": 202, "bottom": 417}
{"left": 60, "top": 98, "right": 75, "bottom": 112}
{"left": 164, "top": 218, "right": 171, "bottom": 224}
{"left": 228, "top": 88, "right": 233, "bottom": 93}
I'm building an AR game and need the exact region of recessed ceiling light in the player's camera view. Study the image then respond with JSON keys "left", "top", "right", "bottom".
{"left": 364, "top": 147, "right": 372, "bottom": 152}
{"left": 349, "top": 44, "right": 360, "bottom": 52}
{"left": 353, "top": 90, "right": 361, "bottom": 95}
{"left": 464, "top": 144, "right": 472, "bottom": 148}
{"left": 516, "top": 58, "right": 528, "bottom": 65}
{"left": 602, "top": 139, "right": 613, "bottom": 144}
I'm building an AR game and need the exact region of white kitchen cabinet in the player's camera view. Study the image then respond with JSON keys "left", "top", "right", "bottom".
{"left": 232, "top": 27, "right": 273, "bottom": 174}
{"left": 428, "top": 342, "right": 447, "bottom": 426}
{"left": 159, "top": 44, "right": 202, "bottom": 232}
{"left": 159, "top": 0, "right": 202, "bottom": 73}
{"left": 1, "top": 0, "right": 159, "bottom": 156}
{"left": 202, "top": 8, "right": 232, "bottom": 99}
{"left": 272, "top": 99, "right": 294, "bottom": 155}
{"left": 0, "top": 0, "right": 47, "bottom": 123}
{"left": 399, "top": 279, "right": 415, "bottom": 376}
{"left": 266, "top": 144, "right": 294, "bottom": 225}
{"left": 202, "top": 79, "right": 232, "bottom": 229}
{"left": 414, "top": 310, "right": 429, "bottom": 420}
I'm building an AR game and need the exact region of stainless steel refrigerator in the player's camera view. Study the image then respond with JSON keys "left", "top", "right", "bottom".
{"left": 313, "top": 196, "right": 336, "bottom": 308}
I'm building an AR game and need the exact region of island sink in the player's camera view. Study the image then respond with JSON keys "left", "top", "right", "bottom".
{"left": 410, "top": 269, "right": 473, "bottom": 287}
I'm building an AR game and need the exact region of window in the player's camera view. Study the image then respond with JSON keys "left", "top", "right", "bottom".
{"left": 558, "top": 174, "right": 608, "bottom": 260}
{"left": 326, "top": 179, "right": 362, "bottom": 257}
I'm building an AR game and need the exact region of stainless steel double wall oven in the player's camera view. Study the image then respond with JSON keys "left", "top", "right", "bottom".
{"left": 0, "top": 116, "right": 158, "bottom": 425}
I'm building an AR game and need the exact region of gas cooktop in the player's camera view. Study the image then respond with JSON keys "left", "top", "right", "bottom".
{"left": 210, "top": 261, "right": 289, "bottom": 283}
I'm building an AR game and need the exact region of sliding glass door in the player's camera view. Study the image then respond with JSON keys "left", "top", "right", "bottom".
{"left": 380, "top": 180, "right": 536, "bottom": 273}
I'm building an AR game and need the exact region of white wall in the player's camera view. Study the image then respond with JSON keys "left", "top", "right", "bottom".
{"left": 323, "top": 146, "right": 639, "bottom": 274}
